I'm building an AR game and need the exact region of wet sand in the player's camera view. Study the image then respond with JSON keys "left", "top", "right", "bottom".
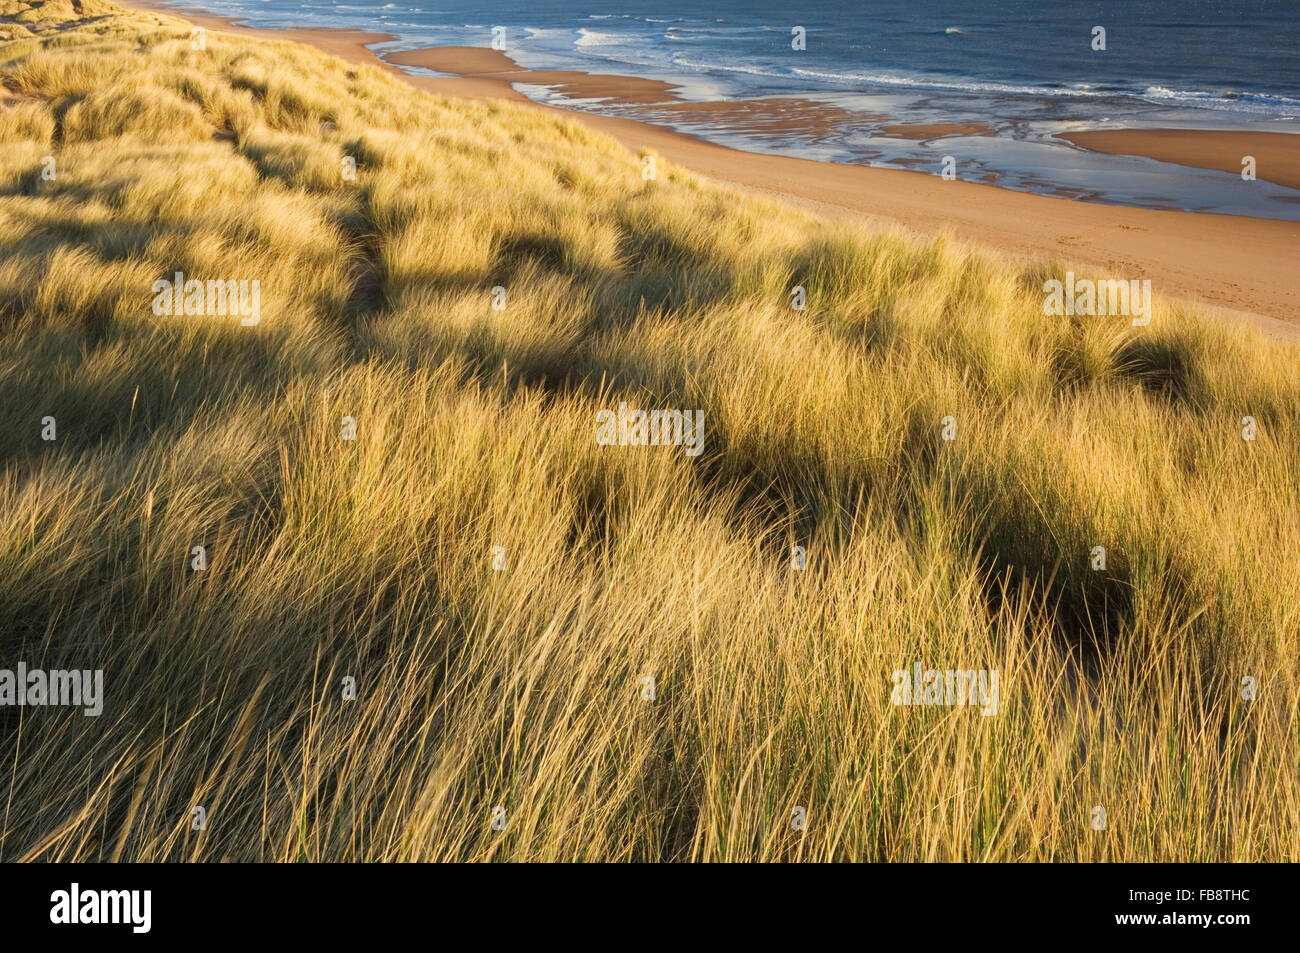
{"left": 1060, "top": 128, "right": 1300, "bottom": 193}
{"left": 118, "top": 2, "right": 1300, "bottom": 341}
{"left": 388, "top": 46, "right": 887, "bottom": 139}
{"left": 387, "top": 46, "right": 682, "bottom": 103}
{"left": 879, "top": 122, "right": 995, "bottom": 140}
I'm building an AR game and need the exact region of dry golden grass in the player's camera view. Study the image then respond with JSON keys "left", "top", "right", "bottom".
{"left": 0, "top": 0, "right": 1297, "bottom": 861}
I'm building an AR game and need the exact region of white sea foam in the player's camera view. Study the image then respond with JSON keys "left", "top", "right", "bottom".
{"left": 524, "top": 27, "right": 574, "bottom": 41}
{"left": 575, "top": 29, "right": 623, "bottom": 48}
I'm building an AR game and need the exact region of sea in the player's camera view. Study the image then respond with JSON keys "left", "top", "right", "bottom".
{"left": 150, "top": 0, "right": 1300, "bottom": 219}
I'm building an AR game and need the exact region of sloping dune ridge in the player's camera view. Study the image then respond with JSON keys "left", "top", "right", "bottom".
{"left": 0, "top": 0, "right": 1297, "bottom": 862}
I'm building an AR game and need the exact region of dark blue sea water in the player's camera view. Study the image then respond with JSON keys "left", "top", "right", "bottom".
{"left": 155, "top": 0, "right": 1300, "bottom": 218}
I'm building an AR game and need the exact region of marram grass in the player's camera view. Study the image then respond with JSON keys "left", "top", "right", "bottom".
{"left": 0, "top": 0, "right": 1296, "bottom": 861}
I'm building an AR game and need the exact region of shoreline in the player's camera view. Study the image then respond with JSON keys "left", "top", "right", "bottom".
{"left": 114, "top": 1, "right": 1300, "bottom": 339}
{"left": 1060, "top": 128, "right": 1300, "bottom": 193}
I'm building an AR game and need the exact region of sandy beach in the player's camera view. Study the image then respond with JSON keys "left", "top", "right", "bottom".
{"left": 122, "top": 2, "right": 1300, "bottom": 340}
{"left": 1061, "top": 128, "right": 1300, "bottom": 193}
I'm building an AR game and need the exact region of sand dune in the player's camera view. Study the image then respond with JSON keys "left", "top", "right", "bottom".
{"left": 123, "top": 3, "right": 1300, "bottom": 340}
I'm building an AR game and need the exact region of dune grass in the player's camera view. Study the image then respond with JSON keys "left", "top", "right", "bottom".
{"left": 0, "top": 0, "right": 1297, "bottom": 861}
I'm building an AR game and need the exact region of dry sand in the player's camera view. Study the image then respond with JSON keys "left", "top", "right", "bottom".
{"left": 119, "top": 2, "right": 1300, "bottom": 340}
